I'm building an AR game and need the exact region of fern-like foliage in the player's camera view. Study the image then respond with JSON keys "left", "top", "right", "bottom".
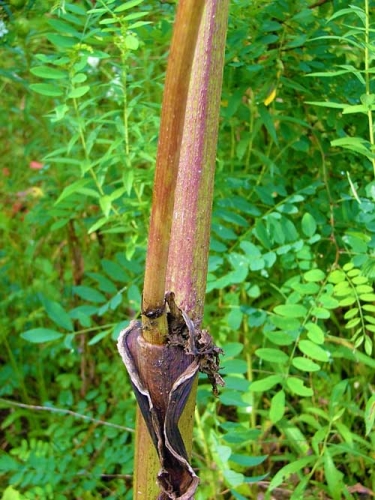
{"left": 329, "top": 262, "right": 375, "bottom": 355}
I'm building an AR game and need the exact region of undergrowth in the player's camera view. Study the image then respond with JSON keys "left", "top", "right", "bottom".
{"left": 0, "top": 0, "right": 375, "bottom": 499}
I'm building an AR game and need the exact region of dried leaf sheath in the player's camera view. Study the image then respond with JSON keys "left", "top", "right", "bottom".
{"left": 117, "top": 293, "right": 224, "bottom": 499}
{"left": 117, "top": 321, "right": 199, "bottom": 499}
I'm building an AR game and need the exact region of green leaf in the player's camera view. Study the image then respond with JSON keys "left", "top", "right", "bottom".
{"left": 114, "top": 0, "right": 144, "bottom": 12}
{"left": 21, "top": 328, "right": 63, "bottom": 343}
{"left": 72, "top": 73, "right": 87, "bottom": 84}
{"left": 254, "top": 219, "right": 271, "bottom": 249}
{"left": 224, "top": 376, "right": 250, "bottom": 392}
{"left": 270, "top": 315, "right": 300, "bottom": 331}
{"left": 221, "top": 359, "right": 248, "bottom": 374}
{"left": 299, "top": 340, "right": 329, "bottom": 362}
{"left": 128, "top": 20, "right": 152, "bottom": 30}
{"left": 359, "top": 293, "right": 375, "bottom": 302}
{"left": 286, "top": 376, "right": 313, "bottom": 397}
{"left": 125, "top": 34, "right": 139, "bottom": 50}
{"left": 345, "top": 317, "right": 361, "bottom": 329}
{"left": 69, "top": 305, "right": 94, "bottom": 328}
{"left": 87, "top": 272, "right": 117, "bottom": 294}
{"left": 311, "top": 306, "right": 330, "bottom": 319}
{"left": 214, "top": 444, "right": 231, "bottom": 466}
{"left": 292, "top": 282, "right": 320, "bottom": 295}
{"left": 88, "top": 217, "right": 108, "bottom": 234}
{"left": 47, "top": 33, "right": 77, "bottom": 49}
{"left": 346, "top": 267, "right": 361, "bottom": 278}
{"left": 219, "top": 391, "right": 249, "bottom": 408}
{"left": 364, "top": 335, "right": 373, "bottom": 356}
{"left": 68, "top": 85, "right": 90, "bottom": 99}
{"left": 255, "top": 348, "right": 288, "bottom": 364}
{"left": 303, "top": 269, "right": 325, "bottom": 282}
{"left": 365, "top": 394, "right": 375, "bottom": 436}
{"left": 364, "top": 314, "right": 375, "bottom": 325}
{"left": 223, "top": 342, "right": 243, "bottom": 358}
{"left": 292, "top": 357, "right": 321, "bottom": 372}
{"left": 265, "top": 330, "right": 296, "bottom": 346}
{"left": 123, "top": 11, "right": 149, "bottom": 22}
{"left": 250, "top": 374, "right": 283, "bottom": 392}
{"left": 274, "top": 304, "right": 307, "bottom": 318}
{"left": 328, "top": 6, "right": 365, "bottom": 22}
{"left": 343, "top": 262, "right": 354, "bottom": 272}
{"left": 230, "top": 454, "right": 268, "bottom": 467}
{"left": 73, "top": 286, "right": 106, "bottom": 303}
{"left": 54, "top": 179, "right": 91, "bottom": 204}
{"left": 301, "top": 213, "right": 317, "bottom": 237}
{"left": 41, "top": 297, "right": 73, "bottom": 332}
{"left": 227, "top": 308, "right": 243, "bottom": 330}
{"left": 318, "top": 294, "right": 339, "bottom": 309}
{"left": 305, "top": 101, "right": 345, "bottom": 109}
{"left": 88, "top": 329, "right": 111, "bottom": 346}
{"left": 2, "top": 486, "right": 22, "bottom": 500}
{"left": 339, "top": 296, "right": 356, "bottom": 307}
{"left": 99, "top": 195, "right": 112, "bottom": 217}
{"left": 263, "top": 251, "right": 277, "bottom": 268}
{"left": 270, "top": 390, "right": 285, "bottom": 423}
{"left": 324, "top": 449, "right": 344, "bottom": 500}
{"left": 127, "top": 284, "right": 141, "bottom": 307}
{"left": 101, "top": 259, "right": 128, "bottom": 283}
{"left": 223, "top": 469, "right": 244, "bottom": 488}
{"left": 269, "top": 456, "right": 314, "bottom": 490}
{"left": 342, "top": 104, "right": 374, "bottom": 115}
{"left": 30, "top": 66, "right": 66, "bottom": 79}
{"left": 29, "top": 83, "right": 64, "bottom": 97}
{"left": 99, "top": 18, "right": 119, "bottom": 25}
{"left": 333, "top": 283, "right": 352, "bottom": 297}
{"left": 328, "top": 269, "right": 346, "bottom": 284}
{"left": 305, "top": 322, "right": 325, "bottom": 344}
{"left": 240, "top": 241, "right": 261, "bottom": 257}
{"left": 259, "top": 104, "right": 278, "bottom": 144}
{"left": 351, "top": 276, "right": 368, "bottom": 285}
{"left": 332, "top": 137, "right": 372, "bottom": 157}
{"left": 355, "top": 284, "right": 373, "bottom": 294}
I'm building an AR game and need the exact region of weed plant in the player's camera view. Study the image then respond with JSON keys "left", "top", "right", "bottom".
{"left": 0, "top": 0, "right": 374, "bottom": 499}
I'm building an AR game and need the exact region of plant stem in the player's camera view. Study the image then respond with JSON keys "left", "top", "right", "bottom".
{"left": 165, "top": 0, "right": 229, "bottom": 320}
{"left": 72, "top": 97, "right": 105, "bottom": 197}
{"left": 134, "top": 1, "right": 229, "bottom": 498}
{"left": 165, "top": 0, "right": 229, "bottom": 494}
{"left": 133, "top": 2, "right": 205, "bottom": 498}
{"left": 142, "top": 0, "right": 205, "bottom": 332}
{"left": 364, "top": 0, "right": 375, "bottom": 176}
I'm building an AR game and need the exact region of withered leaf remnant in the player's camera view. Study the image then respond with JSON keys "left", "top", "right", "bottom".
{"left": 117, "top": 292, "right": 224, "bottom": 499}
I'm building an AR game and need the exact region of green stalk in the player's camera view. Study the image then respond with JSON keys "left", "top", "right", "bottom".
{"left": 364, "top": 0, "right": 375, "bottom": 176}
{"left": 165, "top": 0, "right": 229, "bottom": 319}
{"left": 133, "top": 2, "right": 204, "bottom": 498}
{"left": 134, "top": 1, "right": 229, "bottom": 498}
{"left": 142, "top": 0, "right": 205, "bottom": 341}
{"left": 165, "top": 1, "right": 229, "bottom": 476}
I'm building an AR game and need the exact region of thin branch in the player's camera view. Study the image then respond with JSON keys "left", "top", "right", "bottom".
{"left": 0, "top": 398, "right": 134, "bottom": 433}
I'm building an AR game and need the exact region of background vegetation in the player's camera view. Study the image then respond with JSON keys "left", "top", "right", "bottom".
{"left": 1, "top": 0, "right": 375, "bottom": 498}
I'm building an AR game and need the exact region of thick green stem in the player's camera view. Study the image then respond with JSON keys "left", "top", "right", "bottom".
{"left": 134, "top": 2, "right": 204, "bottom": 498}
{"left": 142, "top": 0, "right": 205, "bottom": 334}
{"left": 134, "top": 1, "right": 229, "bottom": 498}
{"left": 166, "top": 0, "right": 229, "bottom": 318}
{"left": 165, "top": 0, "right": 229, "bottom": 493}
